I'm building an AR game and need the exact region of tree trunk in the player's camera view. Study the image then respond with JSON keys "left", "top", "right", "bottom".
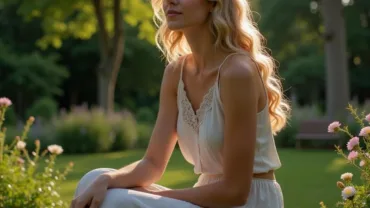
{"left": 97, "top": 70, "right": 112, "bottom": 112}
{"left": 322, "top": 0, "right": 349, "bottom": 120}
{"left": 97, "top": 59, "right": 122, "bottom": 113}
{"left": 93, "top": 0, "right": 124, "bottom": 114}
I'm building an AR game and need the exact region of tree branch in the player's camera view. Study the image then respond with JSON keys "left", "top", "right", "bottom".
{"left": 92, "top": 0, "right": 110, "bottom": 63}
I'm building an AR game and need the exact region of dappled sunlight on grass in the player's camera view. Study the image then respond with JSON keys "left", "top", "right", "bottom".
{"left": 325, "top": 157, "right": 350, "bottom": 173}
{"left": 102, "top": 150, "right": 144, "bottom": 159}
{"left": 274, "top": 149, "right": 359, "bottom": 207}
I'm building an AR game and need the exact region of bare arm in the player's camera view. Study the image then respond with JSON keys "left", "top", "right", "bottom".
{"left": 154, "top": 58, "right": 260, "bottom": 207}
{"left": 104, "top": 61, "right": 180, "bottom": 189}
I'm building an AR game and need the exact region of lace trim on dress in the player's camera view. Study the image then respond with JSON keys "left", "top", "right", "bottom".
{"left": 179, "top": 79, "right": 215, "bottom": 132}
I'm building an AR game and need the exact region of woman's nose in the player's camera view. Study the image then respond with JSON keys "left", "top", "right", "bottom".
{"left": 164, "top": 0, "right": 178, "bottom": 5}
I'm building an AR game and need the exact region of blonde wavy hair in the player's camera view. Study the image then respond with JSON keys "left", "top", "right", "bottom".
{"left": 151, "top": 0, "right": 291, "bottom": 134}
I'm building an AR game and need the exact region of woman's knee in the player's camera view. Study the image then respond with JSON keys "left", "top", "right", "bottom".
{"left": 75, "top": 168, "right": 116, "bottom": 197}
{"left": 99, "top": 189, "right": 133, "bottom": 208}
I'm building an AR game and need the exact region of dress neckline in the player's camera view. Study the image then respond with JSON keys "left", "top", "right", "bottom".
{"left": 178, "top": 53, "right": 239, "bottom": 132}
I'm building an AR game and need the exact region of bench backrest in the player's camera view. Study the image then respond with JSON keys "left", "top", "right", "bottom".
{"left": 298, "top": 119, "right": 333, "bottom": 134}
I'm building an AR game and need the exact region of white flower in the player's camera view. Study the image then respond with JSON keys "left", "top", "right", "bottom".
{"left": 342, "top": 186, "right": 356, "bottom": 200}
{"left": 47, "top": 145, "right": 64, "bottom": 155}
{"left": 360, "top": 160, "right": 366, "bottom": 167}
{"left": 51, "top": 191, "right": 60, "bottom": 197}
{"left": 340, "top": 172, "right": 353, "bottom": 181}
{"left": 16, "top": 141, "right": 26, "bottom": 150}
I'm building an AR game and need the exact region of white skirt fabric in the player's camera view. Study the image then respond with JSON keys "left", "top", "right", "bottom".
{"left": 74, "top": 168, "right": 284, "bottom": 208}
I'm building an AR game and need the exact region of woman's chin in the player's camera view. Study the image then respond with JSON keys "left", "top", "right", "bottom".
{"left": 167, "top": 23, "right": 185, "bottom": 31}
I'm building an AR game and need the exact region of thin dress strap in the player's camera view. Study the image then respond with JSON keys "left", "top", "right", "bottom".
{"left": 249, "top": 57, "right": 269, "bottom": 102}
{"left": 216, "top": 52, "right": 240, "bottom": 86}
{"left": 179, "top": 55, "right": 188, "bottom": 82}
{"left": 177, "top": 55, "right": 188, "bottom": 99}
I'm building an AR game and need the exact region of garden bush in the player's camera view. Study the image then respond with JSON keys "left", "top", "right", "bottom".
{"left": 5, "top": 124, "right": 56, "bottom": 152}
{"left": 54, "top": 107, "right": 113, "bottom": 154}
{"left": 136, "top": 122, "right": 153, "bottom": 149}
{"left": 136, "top": 107, "right": 156, "bottom": 124}
{"left": 54, "top": 106, "right": 138, "bottom": 154}
{"left": 0, "top": 97, "right": 73, "bottom": 208}
{"left": 26, "top": 97, "right": 58, "bottom": 122}
{"left": 274, "top": 118, "right": 299, "bottom": 148}
{"left": 111, "top": 111, "right": 138, "bottom": 151}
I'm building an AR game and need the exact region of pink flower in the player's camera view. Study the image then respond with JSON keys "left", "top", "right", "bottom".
{"left": 328, "top": 121, "right": 341, "bottom": 133}
{"left": 348, "top": 151, "right": 359, "bottom": 161}
{"left": 347, "top": 137, "right": 360, "bottom": 151}
{"left": 0, "top": 97, "right": 12, "bottom": 107}
{"left": 359, "top": 127, "right": 370, "bottom": 136}
{"left": 366, "top": 114, "right": 370, "bottom": 123}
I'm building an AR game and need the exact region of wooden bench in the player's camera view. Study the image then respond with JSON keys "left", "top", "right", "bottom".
{"left": 295, "top": 119, "right": 342, "bottom": 149}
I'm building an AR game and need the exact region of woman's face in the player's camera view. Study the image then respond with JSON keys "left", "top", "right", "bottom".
{"left": 162, "top": 0, "right": 215, "bottom": 31}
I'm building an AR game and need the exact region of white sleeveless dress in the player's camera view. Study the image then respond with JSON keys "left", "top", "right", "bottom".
{"left": 74, "top": 53, "right": 284, "bottom": 208}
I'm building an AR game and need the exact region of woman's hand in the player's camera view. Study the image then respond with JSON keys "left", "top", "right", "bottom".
{"left": 70, "top": 174, "right": 110, "bottom": 208}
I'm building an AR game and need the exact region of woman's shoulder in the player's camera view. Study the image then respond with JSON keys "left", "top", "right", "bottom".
{"left": 161, "top": 55, "right": 188, "bottom": 91}
{"left": 219, "top": 53, "right": 259, "bottom": 82}
{"left": 164, "top": 55, "right": 187, "bottom": 75}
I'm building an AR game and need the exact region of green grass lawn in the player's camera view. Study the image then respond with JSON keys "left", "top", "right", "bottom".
{"left": 56, "top": 148, "right": 360, "bottom": 208}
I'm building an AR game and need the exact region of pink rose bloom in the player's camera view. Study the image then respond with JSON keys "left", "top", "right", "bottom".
{"left": 366, "top": 114, "right": 370, "bottom": 123}
{"left": 359, "top": 127, "right": 370, "bottom": 136}
{"left": 348, "top": 151, "right": 359, "bottom": 161}
{"left": 0, "top": 97, "right": 12, "bottom": 107}
{"left": 328, "top": 121, "right": 341, "bottom": 133}
{"left": 347, "top": 137, "right": 360, "bottom": 151}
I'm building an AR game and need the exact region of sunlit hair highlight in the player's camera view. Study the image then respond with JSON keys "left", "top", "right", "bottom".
{"left": 151, "top": 0, "right": 291, "bottom": 134}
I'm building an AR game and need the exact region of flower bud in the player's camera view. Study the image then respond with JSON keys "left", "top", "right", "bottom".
{"left": 337, "top": 181, "right": 345, "bottom": 189}
{"left": 28, "top": 116, "right": 35, "bottom": 123}
{"left": 35, "top": 139, "right": 40, "bottom": 147}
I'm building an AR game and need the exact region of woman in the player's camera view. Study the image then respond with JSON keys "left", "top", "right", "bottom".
{"left": 71, "top": 0, "right": 290, "bottom": 207}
